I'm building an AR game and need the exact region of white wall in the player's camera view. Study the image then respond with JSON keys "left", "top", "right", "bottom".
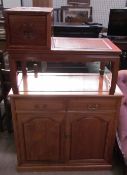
{"left": 22, "top": 0, "right": 32, "bottom": 6}
{"left": 22, "top": 0, "right": 66, "bottom": 7}
{"left": 91, "top": 0, "right": 126, "bottom": 27}
{"left": 3, "top": 0, "right": 21, "bottom": 8}
{"left": 53, "top": 0, "right": 67, "bottom": 8}
{"left": 22, "top": 0, "right": 127, "bottom": 27}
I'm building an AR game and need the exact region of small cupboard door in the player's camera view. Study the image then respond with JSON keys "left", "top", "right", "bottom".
{"left": 16, "top": 112, "right": 65, "bottom": 163}
{"left": 65, "top": 112, "right": 115, "bottom": 163}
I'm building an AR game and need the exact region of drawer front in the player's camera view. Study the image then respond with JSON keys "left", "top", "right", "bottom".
{"left": 68, "top": 98, "right": 117, "bottom": 112}
{"left": 15, "top": 98, "right": 65, "bottom": 111}
{"left": 8, "top": 14, "right": 48, "bottom": 47}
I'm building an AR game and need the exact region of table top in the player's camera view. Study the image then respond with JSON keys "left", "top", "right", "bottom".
{"left": 5, "top": 7, "right": 53, "bottom": 13}
{"left": 51, "top": 37, "right": 121, "bottom": 53}
{"left": 8, "top": 37, "right": 121, "bottom": 56}
{"left": 8, "top": 37, "right": 121, "bottom": 95}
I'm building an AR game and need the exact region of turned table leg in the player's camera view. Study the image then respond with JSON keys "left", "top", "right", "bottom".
{"left": 9, "top": 57, "right": 18, "bottom": 94}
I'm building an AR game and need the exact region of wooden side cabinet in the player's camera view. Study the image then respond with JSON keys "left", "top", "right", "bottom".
{"left": 33, "top": 0, "right": 53, "bottom": 7}
{"left": 10, "top": 94, "right": 122, "bottom": 171}
{"left": 4, "top": 7, "right": 53, "bottom": 51}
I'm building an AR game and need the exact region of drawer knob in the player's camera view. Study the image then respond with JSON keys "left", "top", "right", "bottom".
{"left": 87, "top": 104, "right": 99, "bottom": 111}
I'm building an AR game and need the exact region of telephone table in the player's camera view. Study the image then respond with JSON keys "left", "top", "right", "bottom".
{"left": 8, "top": 37, "right": 121, "bottom": 95}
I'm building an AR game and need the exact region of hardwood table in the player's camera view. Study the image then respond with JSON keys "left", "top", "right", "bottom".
{"left": 8, "top": 37, "right": 121, "bottom": 95}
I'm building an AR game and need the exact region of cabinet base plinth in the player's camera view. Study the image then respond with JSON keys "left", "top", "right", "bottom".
{"left": 17, "top": 164, "right": 112, "bottom": 172}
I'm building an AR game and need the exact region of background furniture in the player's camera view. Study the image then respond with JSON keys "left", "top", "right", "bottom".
{"left": 0, "top": 0, "right": 3, "bottom": 17}
{"left": 0, "top": 63, "right": 12, "bottom": 132}
{"left": 0, "top": 0, "right": 10, "bottom": 132}
{"left": 32, "top": 0, "right": 52, "bottom": 7}
{"left": 106, "top": 9, "right": 127, "bottom": 70}
{"left": 0, "top": 0, "right": 6, "bottom": 51}
{"left": 67, "top": 0, "right": 90, "bottom": 6}
{"left": 22, "top": 0, "right": 126, "bottom": 28}
{"left": 60, "top": 6, "right": 92, "bottom": 23}
{"left": 53, "top": 0, "right": 92, "bottom": 24}
{"left": 53, "top": 23, "right": 102, "bottom": 38}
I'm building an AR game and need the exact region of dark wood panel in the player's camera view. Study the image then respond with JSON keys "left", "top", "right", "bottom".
{"left": 33, "top": 0, "right": 52, "bottom": 7}
{"left": 8, "top": 15, "right": 47, "bottom": 46}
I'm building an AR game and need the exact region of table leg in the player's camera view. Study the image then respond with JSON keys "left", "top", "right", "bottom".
{"left": 98, "top": 75, "right": 103, "bottom": 93}
{"left": 21, "top": 61, "right": 27, "bottom": 77}
{"left": 110, "top": 60, "right": 119, "bottom": 95}
{"left": 99, "top": 62, "right": 105, "bottom": 75}
{"left": 9, "top": 58, "right": 18, "bottom": 94}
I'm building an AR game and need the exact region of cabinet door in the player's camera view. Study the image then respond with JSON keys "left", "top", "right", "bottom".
{"left": 16, "top": 112, "right": 65, "bottom": 163}
{"left": 65, "top": 112, "right": 116, "bottom": 163}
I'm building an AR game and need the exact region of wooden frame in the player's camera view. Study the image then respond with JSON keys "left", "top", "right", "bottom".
{"left": 67, "top": 0, "right": 90, "bottom": 6}
{"left": 61, "top": 6, "right": 92, "bottom": 23}
{"left": 32, "top": 0, "right": 52, "bottom": 7}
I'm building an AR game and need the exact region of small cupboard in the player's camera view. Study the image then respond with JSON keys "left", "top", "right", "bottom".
{"left": 10, "top": 73, "right": 122, "bottom": 171}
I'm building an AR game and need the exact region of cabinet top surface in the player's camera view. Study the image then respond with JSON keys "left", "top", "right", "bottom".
{"left": 5, "top": 7, "right": 53, "bottom": 13}
{"left": 10, "top": 73, "right": 122, "bottom": 96}
{"left": 51, "top": 37, "right": 121, "bottom": 53}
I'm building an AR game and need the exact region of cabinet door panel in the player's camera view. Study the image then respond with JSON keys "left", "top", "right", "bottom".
{"left": 17, "top": 112, "right": 65, "bottom": 162}
{"left": 66, "top": 113, "right": 114, "bottom": 162}
{"left": 8, "top": 15, "right": 47, "bottom": 46}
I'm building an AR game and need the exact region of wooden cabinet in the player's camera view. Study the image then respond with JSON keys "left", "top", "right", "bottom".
{"left": 67, "top": 0, "right": 90, "bottom": 5}
{"left": 10, "top": 74, "right": 122, "bottom": 171}
{"left": 33, "top": 0, "right": 52, "bottom": 7}
{"left": 4, "top": 7, "right": 53, "bottom": 51}
{"left": 5, "top": 7, "right": 122, "bottom": 172}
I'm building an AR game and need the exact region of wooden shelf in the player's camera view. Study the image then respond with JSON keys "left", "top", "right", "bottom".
{"left": 13, "top": 72, "right": 122, "bottom": 96}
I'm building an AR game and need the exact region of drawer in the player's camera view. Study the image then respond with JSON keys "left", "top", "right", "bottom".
{"left": 14, "top": 98, "right": 65, "bottom": 111}
{"left": 68, "top": 98, "right": 117, "bottom": 112}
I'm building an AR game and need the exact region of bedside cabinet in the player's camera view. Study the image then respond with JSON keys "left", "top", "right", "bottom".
{"left": 4, "top": 7, "right": 53, "bottom": 51}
